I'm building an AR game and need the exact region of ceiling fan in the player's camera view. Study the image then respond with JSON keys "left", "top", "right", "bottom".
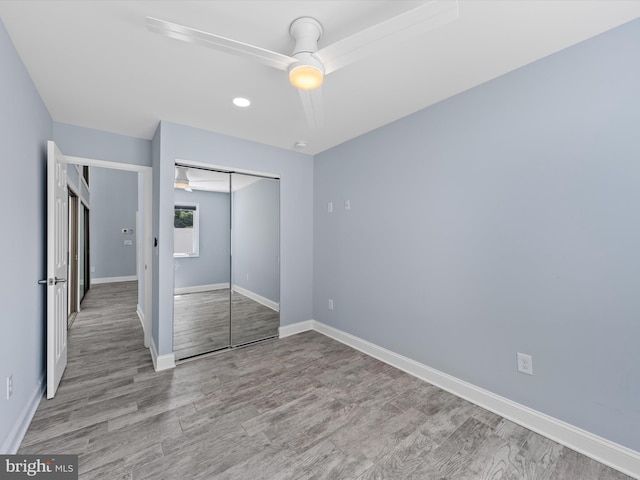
{"left": 174, "top": 166, "right": 192, "bottom": 191}
{"left": 146, "top": 1, "right": 458, "bottom": 129}
{"left": 175, "top": 166, "right": 229, "bottom": 192}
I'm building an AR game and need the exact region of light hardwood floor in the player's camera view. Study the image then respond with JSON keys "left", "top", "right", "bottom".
{"left": 19, "top": 282, "right": 631, "bottom": 479}
{"left": 174, "top": 289, "right": 280, "bottom": 360}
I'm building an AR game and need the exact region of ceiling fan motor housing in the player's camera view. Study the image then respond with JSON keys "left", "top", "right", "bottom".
{"left": 289, "top": 17, "right": 323, "bottom": 55}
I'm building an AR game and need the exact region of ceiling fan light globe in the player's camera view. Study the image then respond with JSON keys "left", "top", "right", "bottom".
{"left": 289, "top": 65, "right": 324, "bottom": 90}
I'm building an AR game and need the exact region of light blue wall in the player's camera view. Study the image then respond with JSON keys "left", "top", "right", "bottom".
{"left": 0, "top": 19, "right": 52, "bottom": 452}
{"left": 53, "top": 123, "right": 151, "bottom": 167}
{"left": 155, "top": 121, "right": 313, "bottom": 355}
{"left": 174, "top": 189, "right": 230, "bottom": 289}
{"left": 314, "top": 19, "right": 640, "bottom": 451}
{"left": 232, "top": 178, "right": 280, "bottom": 303}
{"left": 89, "top": 167, "right": 138, "bottom": 280}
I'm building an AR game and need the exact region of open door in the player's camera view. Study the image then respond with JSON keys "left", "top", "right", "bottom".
{"left": 46, "top": 141, "right": 69, "bottom": 399}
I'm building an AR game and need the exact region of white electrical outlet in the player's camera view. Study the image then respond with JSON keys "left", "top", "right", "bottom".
{"left": 344, "top": 200, "right": 351, "bottom": 211}
{"left": 7, "top": 374, "right": 13, "bottom": 399}
{"left": 328, "top": 299, "right": 334, "bottom": 310}
{"left": 517, "top": 353, "right": 533, "bottom": 375}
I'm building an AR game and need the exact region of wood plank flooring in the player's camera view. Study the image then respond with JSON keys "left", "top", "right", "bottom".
{"left": 20, "top": 282, "right": 632, "bottom": 479}
{"left": 174, "top": 289, "right": 279, "bottom": 360}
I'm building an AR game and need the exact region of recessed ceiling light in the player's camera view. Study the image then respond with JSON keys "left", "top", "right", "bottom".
{"left": 294, "top": 141, "right": 308, "bottom": 149}
{"left": 232, "top": 97, "right": 251, "bottom": 108}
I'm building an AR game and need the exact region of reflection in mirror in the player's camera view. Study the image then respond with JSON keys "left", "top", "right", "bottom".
{"left": 231, "top": 173, "right": 280, "bottom": 346}
{"left": 173, "top": 167, "right": 231, "bottom": 360}
{"left": 174, "top": 203, "right": 199, "bottom": 257}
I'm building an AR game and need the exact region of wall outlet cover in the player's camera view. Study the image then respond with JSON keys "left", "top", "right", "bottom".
{"left": 517, "top": 353, "right": 533, "bottom": 375}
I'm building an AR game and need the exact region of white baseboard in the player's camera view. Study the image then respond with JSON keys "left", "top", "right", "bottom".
{"left": 279, "top": 320, "right": 314, "bottom": 338}
{"left": 232, "top": 284, "right": 279, "bottom": 312}
{"left": 150, "top": 339, "right": 175, "bottom": 372}
{"left": 174, "top": 283, "right": 229, "bottom": 295}
{"left": 91, "top": 275, "right": 137, "bottom": 284}
{"left": 136, "top": 303, "right": 145, "bottom": 332}
{"left": 1, "top": 375, "right": 44, "bottom": 454}
{"left": 283, "top": 319, "right": 640, "bottom": 479}
{"left": 136, "top": 304, "right": 150, "bottom": 348}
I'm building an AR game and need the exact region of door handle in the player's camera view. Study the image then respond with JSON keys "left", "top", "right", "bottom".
{"left": 37, "top": 277, "right": 67, "bottom": 286}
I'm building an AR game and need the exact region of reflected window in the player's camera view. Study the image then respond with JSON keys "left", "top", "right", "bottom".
{"left": 174, "top": 203, "right": 199, "bottom": 257}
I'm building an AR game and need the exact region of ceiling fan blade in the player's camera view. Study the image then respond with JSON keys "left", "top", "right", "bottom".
{"left": 316, "top": 0, "right": 459, "bottom": 75}
{"left": 298, "top": 88, "right": 324, "bottom": 130}
{"left": 145, "top": 17, "right": 296, "bottom": 71}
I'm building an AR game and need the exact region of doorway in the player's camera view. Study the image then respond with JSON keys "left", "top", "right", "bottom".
{"left": 65, "top": 157, "right": 153, "bottom": 349}
{"left": 173, "top": 165, "right": 280, "bottom": 361}
{"left": 46, "top": 142, "right": 154, "bottom": 399}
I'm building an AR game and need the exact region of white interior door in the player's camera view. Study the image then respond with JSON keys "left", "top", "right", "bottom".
{"left": 47, "top": 140, "right": 69, "bottom": 399}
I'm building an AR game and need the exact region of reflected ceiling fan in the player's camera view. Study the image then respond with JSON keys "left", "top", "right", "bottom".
{"left": 174, "top": 166, "right": 193, "bottom": 191}
{"left": 175, "top": 166, "right": 228, "bottom": 192}
{"left": 146, "top": 1, "right": 458, "bottom": 129}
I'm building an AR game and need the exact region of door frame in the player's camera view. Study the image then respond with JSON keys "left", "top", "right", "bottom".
{"left": 64, "top": 155, "right": 153, "bottom": 349}
{"left": 67, "top": 190, "right": 79, "bottom": 327}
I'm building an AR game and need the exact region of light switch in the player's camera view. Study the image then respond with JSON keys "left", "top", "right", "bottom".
{"left": 327, "top": 202, "right": 333, "bottom": 213}
{"left": 124, "top": 239, "right": 133, "bottom": 246}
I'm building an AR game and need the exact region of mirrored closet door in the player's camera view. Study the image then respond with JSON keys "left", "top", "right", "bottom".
{"left": 173, "top": 165, "right": 280, "bottom": 361}
{"left": 231, "top": 173, "right": 280, "bottom": 346}
{"left": 173, "top": 168, "right": 232, "bottom": 360}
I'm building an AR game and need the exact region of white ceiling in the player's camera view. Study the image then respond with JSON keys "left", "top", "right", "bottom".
{"left": 1, "top": 1, "right": 639, "bottom": 155}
